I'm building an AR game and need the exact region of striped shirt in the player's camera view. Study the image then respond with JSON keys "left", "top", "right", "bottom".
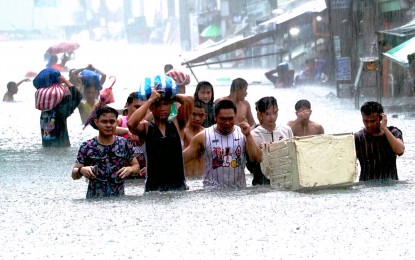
{"left": 204, "top": 125, "right": 246, "bottom": 188}
{"left": 354, "top": 126, "right": 403, "bottom": 181}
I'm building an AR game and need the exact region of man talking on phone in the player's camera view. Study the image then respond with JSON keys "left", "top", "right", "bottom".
{"left": 355, "top": 101, "right": 405, "bottom": 181}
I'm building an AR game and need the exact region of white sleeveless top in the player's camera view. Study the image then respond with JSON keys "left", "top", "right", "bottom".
{"left": 203, "top": 125, "right": 247, "bottom": 188}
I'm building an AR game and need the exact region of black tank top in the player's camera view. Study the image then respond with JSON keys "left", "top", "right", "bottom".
{"left": 145, "top": 121, "right": 187, "bottom": 192}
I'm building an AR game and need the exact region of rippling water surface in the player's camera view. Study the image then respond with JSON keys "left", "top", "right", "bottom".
{"left": 0, "top": 41, "right": 414, "bottom": 259}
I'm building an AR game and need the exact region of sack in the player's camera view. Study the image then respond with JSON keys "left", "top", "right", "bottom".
{"left": 80, "top": 69, "right": 102, "bottom": 90}
{"left": 166, "top": 69, "right": 190, "bottom": 86}
{"left": 137, "top": 75, "right": 177, "bottom": 101}
{"left": 35, "top": 83, "right": 66, "bottom": 111}
{"left": 33, "top": 68, "right": 61, "bottom": 89}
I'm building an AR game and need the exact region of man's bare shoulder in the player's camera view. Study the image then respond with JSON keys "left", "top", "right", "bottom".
{"left": 308, "top": 120, "right": 324, "bottom": 134}
{"left": 214, "top": 96, "right": 229, "bottom": 103}
{"left": 309, "top": 120, "right": 323, "bottom": 128}
{"left": 287, "top": 120, "right": 297, "bottom": 127}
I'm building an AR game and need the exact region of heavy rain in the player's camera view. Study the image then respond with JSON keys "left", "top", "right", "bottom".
{"left": 0, "top": 0, "right": 414, "bottom": 259}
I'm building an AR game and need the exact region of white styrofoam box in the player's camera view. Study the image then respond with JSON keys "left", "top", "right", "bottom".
{"left": 260, "top": 133, "right": 357, "bottom": 190}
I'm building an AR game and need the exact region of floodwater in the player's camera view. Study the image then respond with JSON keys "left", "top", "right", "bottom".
{"left": 0, "top": 41, "right": 414, "bottom": 259}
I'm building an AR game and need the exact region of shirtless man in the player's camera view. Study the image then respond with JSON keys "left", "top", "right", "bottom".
{"left": 3, "top": 78, "right": 30, "bottom": 102}
{"left": 183, "top": 100, "right": 206, "bottom": 177}
{"left": 215, "top": 78, "right": 256, "bottom": 126}
{"left": 287, "top": 99, "right": 324, "bottom": 136}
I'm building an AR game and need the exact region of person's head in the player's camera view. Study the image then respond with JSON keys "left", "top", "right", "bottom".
{"left": 295, "top": 99, "right": 312, "bottom": 121}
{"left": 7, "top": 82, "right": 18, "bottom": 94}
{"left": 125, "top": 92, "right": 144, "bottom": 117}
{"left": 214, "top": 99, "right": 237, "bottom": 135}
{"left": 83, "top": 86, "right": 98, "bottom": 103}
{"left": 46, "top": 55, "right": 58, "bottom": 67}
{"left": 256, "top": 96, "right": 278, "bottom": 129}
{"left": 164, "top": 64, "right": 173, "bottom": 73}
{"left": 150, "top": 97, "right": 173, "bottom": 122}
{"left": 360, "top": 101, "right": 384, "bottom": 134}
{"left": 190, "top": 100, "right": 207, "bottom": 127}
{"left": 94, "top": 106, "right": 119, "bottom": 137}
{"left": 230, "top": 78, "right": 248, "bottom": 100}
{"left": 194, "top": 81, "right": 214, "bottom": 104}
{"left": 69, "top": 68, "right": 81, "bottom": 86}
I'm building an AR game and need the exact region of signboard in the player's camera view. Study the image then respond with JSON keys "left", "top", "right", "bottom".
{"left": 335, "top": 57, "right": 351, "bottom": 81}
{"left": 331, "top": 0, "right": 350, "bottom": 9}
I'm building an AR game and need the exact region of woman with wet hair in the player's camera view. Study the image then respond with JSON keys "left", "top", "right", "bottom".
{"left": 194, "top": 80, "right": 215, "bottom": 127}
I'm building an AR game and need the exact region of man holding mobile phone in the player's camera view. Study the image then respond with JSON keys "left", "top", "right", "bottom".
{"left": 355, "top": 101, "right": 405, "bottom": 181}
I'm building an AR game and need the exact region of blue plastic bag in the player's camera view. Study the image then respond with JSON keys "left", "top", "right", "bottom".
{"left": 137, "top": 75, "right": 177, "bottom": 101}
{"left": 80, "top": 69, "right": 102, "bottom": 90}
{"left": 33, "top": 68, "right": 61, "bottom": 89}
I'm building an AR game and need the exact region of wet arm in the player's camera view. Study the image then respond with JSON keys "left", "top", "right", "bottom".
{"left": 183, "top": 132, "right": 205, "bottom": 163}
{"left": 383, "top": 127, "right": 405, "bottom": 156}
{"left": 59, "top": 77, "right": 83, "bottom": 118}
{"left": 175, "top": 94, "right": 194, "bottom": 129}
{"left": 16, "top": 78, "right": 30, "bottom": 87}
{"left": 72, "top": 163, "right": 84, "bottom": 180}
{"left": 245, "top": 102, "right": 256, "bottom": 127}
{"left": 88, "top": 65, "right": 107, "bottom": 85}
{"left": 127, "top": 98, "right": 153, "bottom": 135}
{"left": 319, "top": 124, "right": 325, "bottom": 134}
{"left": 245, "top": 132, "right": 263, "bottom": 163}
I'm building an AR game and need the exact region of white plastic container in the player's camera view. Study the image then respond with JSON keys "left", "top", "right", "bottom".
{"left": 260, "top": 133, "right": 357, "bottom": 190}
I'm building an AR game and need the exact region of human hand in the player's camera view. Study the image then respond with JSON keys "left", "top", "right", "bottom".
{"left": 380, "top": 113, "right": 388, "bottom": 130}
{"left": 239, "top": 121, "right": 251, "bottom": 136}
{"left": 80, "top": 166, "right": 97, "bottom": 179}
{"left": 139, "top": 167, "right": 147, "bottom": 177}
{"left": 116, "top": 166, "right": 134, "bottom": 179}
{"left": 149, "top": 84, "right": 164, "bottom": 102}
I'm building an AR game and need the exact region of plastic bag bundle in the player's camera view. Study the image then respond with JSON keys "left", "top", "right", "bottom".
{"left": 80, "top": 69, "right": 102, "bottom": 90}
{"left": 137, "top": 75, "right": 177, "bottom": 101}
{"left": 33, "top": 68, "right": 61, "bottom": 89}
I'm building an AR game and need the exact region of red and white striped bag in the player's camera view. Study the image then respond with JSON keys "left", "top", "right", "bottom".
{"left": 166, "top": 69, "right": 191, "bottom": 86}
{"left": 35, "top": 83, "right": 66, "bottom": 111}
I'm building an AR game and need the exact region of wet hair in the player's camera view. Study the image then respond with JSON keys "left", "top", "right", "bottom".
{"left": 126, "top": 91, "right": 139, "bottom": 104}
{"left": 194, "top": 99, "right": 206, "bottom": 110}
{"left": 46, "top": 55, "right": 58, "bottom": 68}
{"left": 164, "top": 64, "right": 173, "bottom": 73}
{"left": 194, "top": 81, "right": 214, "bottom": 103}
{"left": 360, "top": 101, "right": 384, "bottom": 115}
{"left": 255, "top": 96, "right": 278, "bottom": 113}
{"left": 215, "top": 99, "right": 237, "bottom": 115}
{"left": 230, "top": 78, "right": 248, "bottom": 92}
{"left": 295, "top": 99, "right": 311, "bottom": 111}
{"left": 7, "top": 82, "right": 16, "bottom": 90}
{"left": 95, "top": 106, "right": 119, "bottom": 120}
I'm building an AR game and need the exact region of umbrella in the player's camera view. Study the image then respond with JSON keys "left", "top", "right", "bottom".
{"left": 46, "top": 42, "right": 80, "bottom": 55}
{"left": 200, "top": 24, "right": 221, "bottom": 38}
{"left": 83, "top": 76, "right": 116, "bottom": 130}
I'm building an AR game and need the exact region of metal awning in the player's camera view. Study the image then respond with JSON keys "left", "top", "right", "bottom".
{"left": 181, "top": 30, "right": 276, "bottom": 66}
{"left": 377, "top": 19, "right": 415, "bottom": 38}
{"left": 383, "top": 36, "right": 415, "bottom": 67}
{"left": 259, "top": 0, "right": 327, "bottom": 27}
{"left": 181, "top": 30, "right": 284, "bottom": 81}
